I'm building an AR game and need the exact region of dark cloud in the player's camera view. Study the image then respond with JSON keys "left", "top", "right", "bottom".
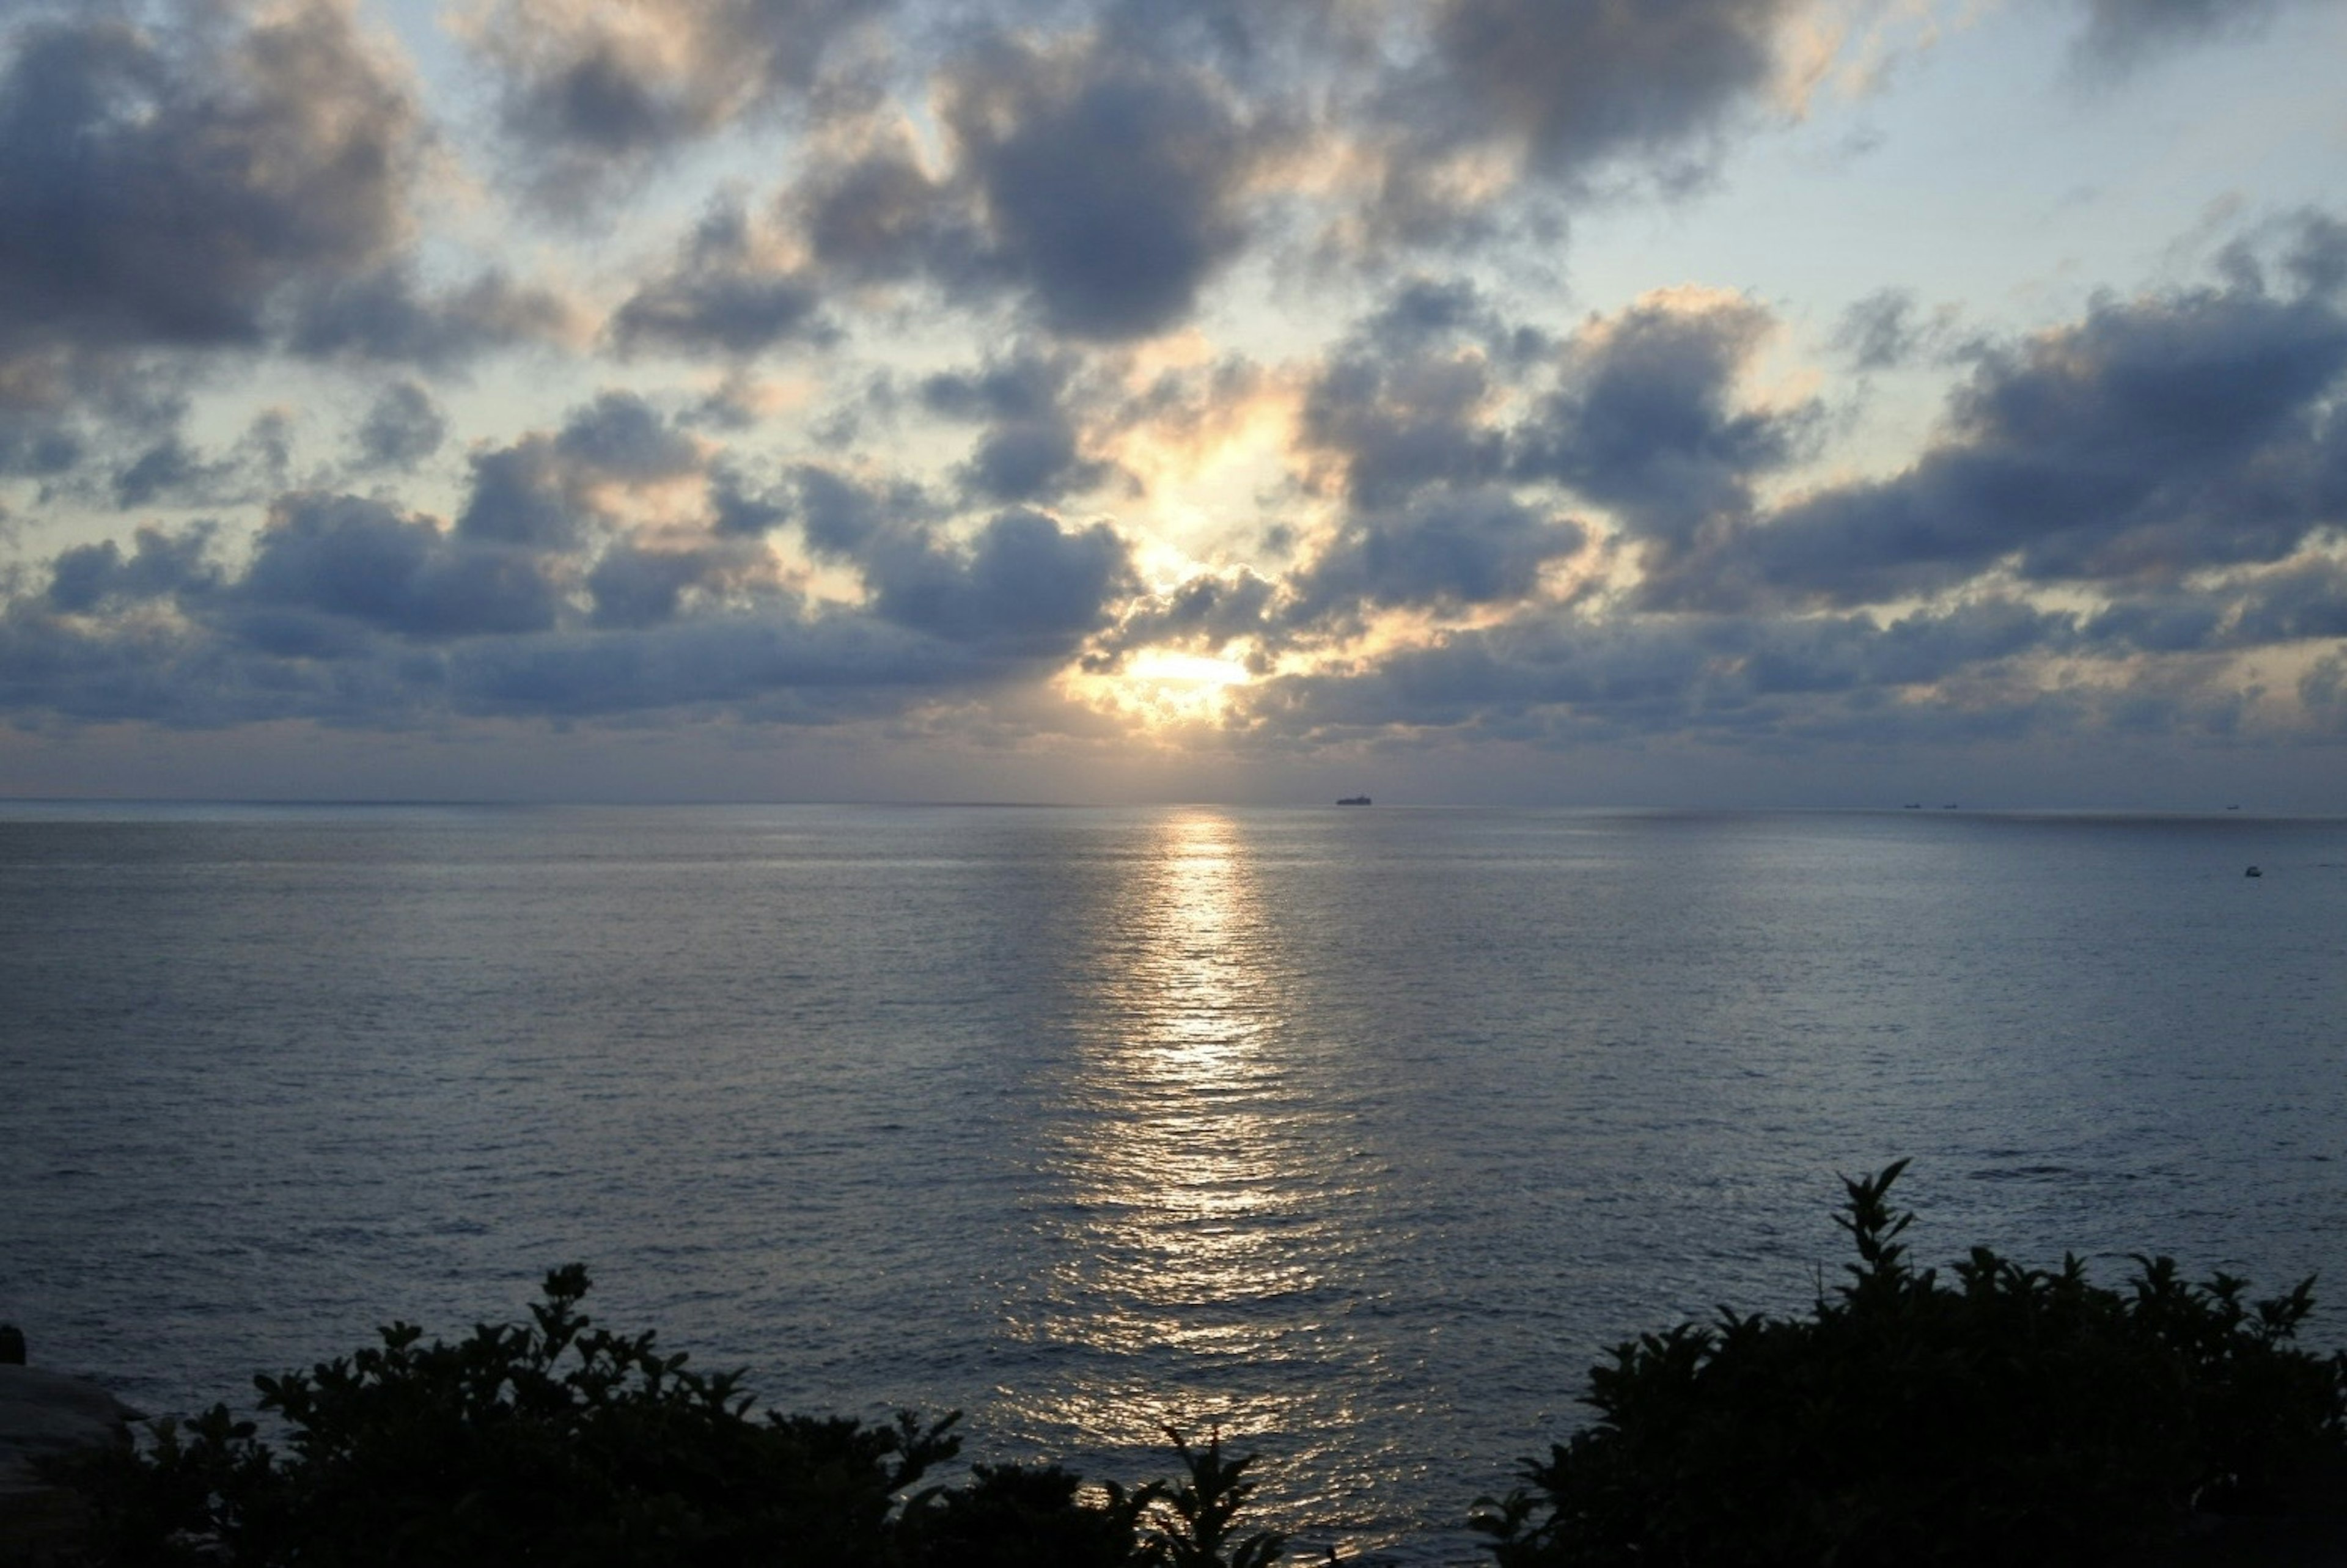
{"left": 286, "top": 266, "right": 573, "bottom": 367}
{"left": 2070, "top": 0, "right": 2308, "bottom": 73}
{"left": 352, "top": 381, "right": 447, "bottom": 471}
{"left": 798, "top": 147, "right": 972, "bottom": 284}
{"left": 920, "top": 353, "right": 1120, "bottom": 503}
{"left": 0, "top": 3, "right": 420, "bottom": 361}
{"left": 437, "top": 614, "right": 953, "bottom": 720}
{"left": 773, "top": 34, "right": 1281, "bottom": 340}
{"left": 46, "top": 524, "right": 218, "bottom": 613}
{"left": 1303, "top": 350, "right": 1505, "bottom": 508}
{"left": 708, "top": 465, "right": 790, "bottom": 537}
{"left": 860, "top": 507, "right": 1134, "bottom": 653}
{"left": 1689, "top": 281, "right": 2347, "bottom": 606}
{"left": 1089, "top": 569, "right": 1280, "bottom": 667}
{"left": 0, "top": 480, "right": 1131, "bottom": 731}
{"left": 112, "top": 437, "right": 241, "bottom": 511}
{"left": 1366, "top": 0, "right": 1806, "bottom": 235}
{"left": 611, "top": 201, "right": 832, "bottom": 357}
{"left": 554, "top": 391, "right": 702, "bottom": 482}
{"left": 0, "top": 406, "right": 83, "bottom": 478}
{"left": 1516, "top": 293, "right": 1816, "bottom": 557}
{"left": 1290, "top": 488, "right": 1585, "bottom": 624}
{"left": 939, "top": 38, "right": 1271, "bottom": 339}
{"left": 2224, "top": 559, "right": 2347, "bottom": 644}
{"left": 456, "top": 392, "right": 703, "bottom": 550}
{"left": 792, "top": 463, "right": 939, "bottom": 555}
{"left": 2079, "top": 592, "right": 2229, "bottom": 654}
{"left": 1226, "top": 595, "right": 2107, "bottom": 750}
{"left": 1300, "top": 282, "right": 1527, "bottom": 508}
{"left": 230, "top": 492, "right": 561, "bottom": 648}
{"left": 2282, "top": 210, "right": 2347, "bottom": 301}
{"left": 471, "top": 0, "right": 889, "bottom": 206}
{"left": 1357, "top": 277, "right": 1544, "bottom": 360}
{"left": 1830, "top": 290, "right": 1963, "bottom": 372}
{"left": 457, "top": 439, "right": 582, "bottom": 550}
{"left": 111, "top": 412, "right": 292, "bottom": 510}
{"left": 1736, "top": 599, "right": 2078, "bottom": 696}
{"left": 586, "top": 542, "right": 722, "bottom": 629}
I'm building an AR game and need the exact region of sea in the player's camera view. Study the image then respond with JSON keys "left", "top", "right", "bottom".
{"left": 3, "top": 803, "right": 2344, "bottom": 1563}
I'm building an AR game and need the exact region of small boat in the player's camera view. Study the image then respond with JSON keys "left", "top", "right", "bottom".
{"left": 1337, "top": 795, "right": 1372, "bottom": 806}
{"left": 2246, "top": 865, "right": 2262, "bottom": 878}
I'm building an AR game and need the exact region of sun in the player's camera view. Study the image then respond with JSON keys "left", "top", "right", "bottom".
{"left": 1069, "top": 647, "right": 1254, "bottom": 730}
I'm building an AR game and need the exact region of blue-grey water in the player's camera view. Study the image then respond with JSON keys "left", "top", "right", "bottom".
{"left": 4, "top": 804, "right": 2345, "bottom": 1562}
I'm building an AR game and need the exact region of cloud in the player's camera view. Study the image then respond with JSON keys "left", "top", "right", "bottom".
{"left": 351, "top": 380, "right": 447, "bottom": 471}
{"left": 0, "top": 2, "right": 422, "bottom": 361}
{"left": 791, "top": 463, "right": 939, "bottom": 555}
{"left": 858, "top": 507, "right": 1136, "bottom": 653}
{"left": 1358, "top": 0, "right": 1815, "bottom": 237}
{"left": 0, "top": 478, "right": 1135, "bottom": 732}
{"left": 586, "top": 541, "right": 725, "bottom": 628}
{"left": 46, "top": 524, "right": 219, "bottom": 613}
{"left": 287, "top": 266, "right": 575, "bottom": 366}
{"left": 108, "top": 411, "right": 294, "bottom": 511}
{"left": 1288, "top": 488, "right": 1586, "bottom": 625}
{"left": 1431, "top": 0, "right": 1802, "bottom": 170}
{"left": 467, "top": 0, "right": 889, "bottom": 206}
{"left": 938, "top": 36, "right": 1273, "bottom": 340}
{"left": 0, "top": 403, "right": 83, "bottom": 478}
{"left": 796, "top": 142, "right": 972, "bottom": 284}
{"left": 1831, "top": 288, "right": 1963, "bottom": 372}
{"left": 230, "top": 492, "right": 560, "bottom": 647}
{"left": 1089, "top": 568, "right": 1281, "bottom": 665}
{"left": 1516, "top": 290, "right": 1818, "bottom": 560}
{"left": 456, "top": 392, "right": 705, "bottom": 550}
{"left": 1301, "top": 302, "right": 1511, "bottom": 508}
{"left": 610, "top": 200, "right": 832, "bottom": 357}
{"left": 767, "top": 31, "right": 1285, "bottom": 341}
{"left": 707, "top": 464, "right": 790, "bottom": 537}
{"left": 919, "top": 351, "right": 1122, "bottom": 503}
{"left": 2282, "top": 210, "right": 2347, "bottom": 301}
{"left": 1688, "top": 278, "right": 2347, "bottom": 606}
{"left": 2070, "top": 0, "right": 2315, "bottom": 74}
{"left": 1225, "top": 595, "right": 2106, "bottom": 752}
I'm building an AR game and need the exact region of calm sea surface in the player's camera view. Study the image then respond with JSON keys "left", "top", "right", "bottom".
{"left": 4, "top": 804, "right": 2345, "bottom": 1561}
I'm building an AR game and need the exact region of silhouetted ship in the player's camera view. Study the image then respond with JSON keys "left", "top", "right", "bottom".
{"left": 2246, "top": 865, "right": 2263, "bottom": 877}
{"left": 1337, "top": 796, "right": 1372, "bottom": 806}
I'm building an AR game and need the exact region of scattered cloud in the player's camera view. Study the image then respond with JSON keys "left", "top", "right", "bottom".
{"left": 3, "top": 0, "right": 2344, "bottom": 798}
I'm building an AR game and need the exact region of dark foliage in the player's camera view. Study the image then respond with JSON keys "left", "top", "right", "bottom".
{"left": 50, "top": 1266, "right": 1283, "bottom": 1568}
{"left": 41, "top": 1168, "right": 2347, "bottom": 1566}
{"left": 1472, "top": 1161, "right": 2347, "bottom": 1567}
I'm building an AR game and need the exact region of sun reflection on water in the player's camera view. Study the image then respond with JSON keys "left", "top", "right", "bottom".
{"left": 1000, "top": 811, "right": 1405, "bottom": 1547}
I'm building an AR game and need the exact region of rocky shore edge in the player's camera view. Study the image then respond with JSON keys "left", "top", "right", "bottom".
{"left": 1, "top": 1335, "right": 141, "bottom": 1567}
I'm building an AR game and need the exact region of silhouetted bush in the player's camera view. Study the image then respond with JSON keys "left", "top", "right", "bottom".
{"left": 53, "top": 1265, "right": 1283, "bottom": 1567}
{"left": 45, "top": 1167, "right": 2347, "bottom": 1566}
{"left": 1472, "top": 1161, "right": 2347, "bottom": 1567}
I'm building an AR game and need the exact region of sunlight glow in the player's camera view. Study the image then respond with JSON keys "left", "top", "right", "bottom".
{"left": 1128, "top": 650, "right": 1252, "bottom": 690}
{"left": 1063, "top": 648, "right": 1257, "bottom": 733}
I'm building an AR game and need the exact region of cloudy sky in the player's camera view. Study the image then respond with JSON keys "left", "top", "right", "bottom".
{"left": 2, "top": 0, "right": 2344, "bottom": 805}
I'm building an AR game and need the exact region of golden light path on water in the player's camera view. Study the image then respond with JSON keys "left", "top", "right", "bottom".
{"left": 998, "top": 810, "right": 1420, "bottom": 1547}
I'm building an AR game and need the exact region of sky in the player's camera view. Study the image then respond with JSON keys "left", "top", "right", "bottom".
{"left": 2, "top": 0, "right": 2345, "bottom": 806}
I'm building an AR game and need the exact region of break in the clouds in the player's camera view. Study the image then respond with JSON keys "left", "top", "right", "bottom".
{"left": 4, "top": 0, "right": 2347, "bottom": 804}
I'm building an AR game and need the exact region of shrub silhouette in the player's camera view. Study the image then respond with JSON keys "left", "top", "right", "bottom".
{"left": 56, "top": 1266, "right": 1284, "bottom": 1567}
{"left": 1472, "top": 1161, "right": 2347, "bottom": 1567}
{"left": 45, "top": 1167, "right": 2347, "bottom": 1566}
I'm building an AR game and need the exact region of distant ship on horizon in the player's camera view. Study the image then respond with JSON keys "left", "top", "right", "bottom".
{"left": 1337, "top": 795, "right": 1372, "bottom": 806}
